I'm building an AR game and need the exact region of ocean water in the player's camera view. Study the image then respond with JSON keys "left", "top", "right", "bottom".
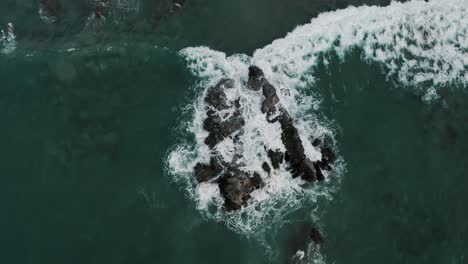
{"left": 1, "top": 1, "right": 467, "bottom": 264}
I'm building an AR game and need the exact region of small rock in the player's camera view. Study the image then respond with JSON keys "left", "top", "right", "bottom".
{"left": 312, "top": 138, "right": 321, "bottom": 147}
{"left": 247, "top": 66, "right": 265, "bottom": 91}
{"left": 268, "top": 149, "right": 284, "bottom": 169}
{"left": 321, "top": 147, "right": 336, "bottom": 164}
{"left": 313, "top": 162, "right": 325, "bottom": 181}
{"left": 262, "top": 162, "right": 271, "bottom": 173}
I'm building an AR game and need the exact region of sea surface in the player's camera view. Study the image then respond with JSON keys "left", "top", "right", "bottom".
{"left": 1, "top": 1, "right": 467, "bottom": 264}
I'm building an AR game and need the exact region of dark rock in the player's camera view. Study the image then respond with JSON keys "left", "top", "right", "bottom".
{"left": 202, "top": 78, "right": 244, "bottom": 149}
{"left": 268, "top": 149, "right": 284, "bottom": 169}
{"left": 253, "top": 64, "right": 330, "bottom": 183}
{"left": 287, "top": 223, "right": 323, "bottom": 261}
{"left": 251, "top": 172, "right": 262, "bottom": 189}
{"left": 309, "top": 227, "right": 324, "bottom": 245}
{"left": 262, "top": 162, "right": 271, "bottom": 173}
{"left": 194, "top": 158, "right": 223, "bottom": 183}
{"left": 321, "top": 146, "right": 336, "bottom": 164}
{"left": 280, "top": 121, "right": 306, "bottom": 166}
{"left": 262, "top": 82, "right": 278, "bottom": 99}
{"left": 204, "top": 79, "right": 234, "bottom": 110}
{"left": 312, "top": 138, "right": 321, "bottom": 147}
{"left": 313, "top": 162, "right": 325, "bottom": 181}
{"left": 315, "top": 146, "right": 335, "bottom": 173}
{"left": 203, "top": 110, "right": 245, "bottom": 148}
{"left": 278, "top": 110, "right": 293, "bottom": 127}
{"left": 247, "top": 66, "right": 265, "bottom": 91}
{"left": 298, "top": 159, "right": 317, "bottom": 181}
{"left": 218, "top": 171, "right": 262, "bottom": 211}
{"left": 261, "top": 82, "right": 281, "bottom": 122}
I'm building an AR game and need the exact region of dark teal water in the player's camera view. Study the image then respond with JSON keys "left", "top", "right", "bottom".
{"left": 1, "top": 1, "right": 467, "bottom": 264}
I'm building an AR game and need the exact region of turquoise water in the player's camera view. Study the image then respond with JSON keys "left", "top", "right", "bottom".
{"left": 1, "top": 1, "right": 467, "bottom": 264}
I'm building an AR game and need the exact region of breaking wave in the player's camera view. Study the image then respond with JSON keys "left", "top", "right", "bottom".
{"left": 0, "top": 23, "right": 16, "bottom": 54}
{"left": 167, "top": 0, "right": 468, "bottom": 239}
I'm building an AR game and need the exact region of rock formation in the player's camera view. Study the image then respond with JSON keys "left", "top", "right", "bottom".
{"left": 194, "top": 66, "right": 336, "bottom": 211}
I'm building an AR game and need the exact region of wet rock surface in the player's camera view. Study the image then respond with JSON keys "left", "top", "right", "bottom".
{"left": 219, "top": 171, "right": 262, "bottom": 211}
{"left": 203, "top": 79, "right": 245, "bottom": 148}
{"left": 194, "top": 66, "right": 337, "bottom": 211}
{"left": 194, "top": 158, "right": 222, "bottom": 183}
{"left": 268, "top": 149, "right": 284, "bottom": 169}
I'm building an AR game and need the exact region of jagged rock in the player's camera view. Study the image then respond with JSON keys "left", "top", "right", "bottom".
{"left": 204, "top": 78, "right": 235, "bottom": 110}
{"left": 268, "top": 149, "right": 284, "bottom": 169}
{"left": 280, "top": 121, "right": 306, "bottom": 167}
{"left": 254, "top": 65, "right": 329, "bottom": 182}
{"left": 313, "top": 163, "right": 325, "bottom": 181}
{"left": 310, "top": 137, "right": 336, "bottom": 174}
{"left": 261, "top": 83, "right": 281, "bottom": 122}
{"left": 312, "top": 138, "right": 321, "bottom": 147}
{"left": 247, "top": 66, "right": 265, "bottom": 91}
{"left": 218, "top": 171, "right": 262, "bottom": 211}
{"left": 194, "top": 158, "right": 223, "bottom": 183}
{"left": 202, "top": 78, "right": 244, "bottom": 148}
{"left": 321, "top": 146, "right": 336, "bottom": 165}
{"left": 197, "top": 66, "right": 338, "bottom": 212}
{"left": 203, "top": 109, "right": 245, "bottom": 148}
{"left": 262, "top": 162, "right": 271, "bottom": 173}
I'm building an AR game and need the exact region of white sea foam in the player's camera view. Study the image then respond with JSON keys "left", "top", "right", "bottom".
{"left": 0, "top": 24, "right": 16, "bottom": 55}
{"left": 253, "top": 0, "right": 467, "bottom": 100}
{"left": 167, "top": 0, "right": 468, "bottom": 237}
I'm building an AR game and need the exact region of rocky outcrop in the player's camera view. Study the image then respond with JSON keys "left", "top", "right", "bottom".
{"left": 194, "top": 66, "right": 336, "bottom": 211}
{"left": 251, "top": 66, "right": 327, "bottom": 182}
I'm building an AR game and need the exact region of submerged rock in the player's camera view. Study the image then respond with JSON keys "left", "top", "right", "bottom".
{"left": 309, "top": 227, "right": 324, "bottom": 245}
{"left": 287, "top": 223, "right": 324, "bottom": 263}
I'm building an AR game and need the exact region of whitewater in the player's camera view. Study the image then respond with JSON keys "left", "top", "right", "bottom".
{"left": 168, "top": 0, "right": 466, "bottom": 242}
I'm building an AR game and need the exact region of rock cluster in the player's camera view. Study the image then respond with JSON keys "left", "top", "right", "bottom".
{"left": 194, "top": 66, "right": 336, "bottom": 211}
